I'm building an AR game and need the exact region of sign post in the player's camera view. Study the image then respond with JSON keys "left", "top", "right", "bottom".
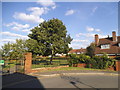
{"left": 0, "top": 60, "right": 4, "bottom": 66}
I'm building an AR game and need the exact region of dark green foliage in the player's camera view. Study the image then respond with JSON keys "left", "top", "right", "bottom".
{"left": 68, "top": 53, "right": 116, "bottom": 69}
{"left": 90, "top": 54, "right": 116, "bottom": 69}
{"left": 115, "top": 56, "right": 120, "bottom": 60}
{"left": 86, "top": 43, "right": 95, "bottom": 57}
{"left": 68, "top": 54, "right": 91, "bottom": 67}
{"left": 28, "top": 18, "right": 72, "bottom": 64}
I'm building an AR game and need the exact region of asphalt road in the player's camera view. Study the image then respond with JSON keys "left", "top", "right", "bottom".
{"left": 3, "top": 73, "right": 118, "bottom": 89}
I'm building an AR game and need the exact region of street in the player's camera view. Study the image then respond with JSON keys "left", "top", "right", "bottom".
{"left": 2, "top": 71, "right": 118, "bottom": 89}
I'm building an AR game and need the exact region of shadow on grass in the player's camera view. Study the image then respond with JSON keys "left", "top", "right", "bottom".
{"left": 2, "top": 72, "right": 45, "bottom": 89}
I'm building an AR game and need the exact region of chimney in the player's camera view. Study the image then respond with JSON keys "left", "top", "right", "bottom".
{"left": 95, "top": 34, "right": 99, "bottom": 45}
{"left": 112, "top": 31, "right": 117, "bottom": 42}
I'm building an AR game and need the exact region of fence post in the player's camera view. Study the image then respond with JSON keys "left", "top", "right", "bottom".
{"left": 115, "top": 60, "right": 120, "bottom": 71}
{"left": 24, "top": 53, "right": 32, "bottom": 74}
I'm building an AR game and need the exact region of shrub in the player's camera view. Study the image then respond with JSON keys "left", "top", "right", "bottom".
{"left": 67, "top": 54, "right": 79, "bottom": 67}
{"left": 68, "top": 53, "right": 116, "bottom": 69}
{"left": 115, "top": 56, "right": 120, "bottom": 60}
{"left": 68, "top": 54, "right": 91, "bottom": 67}
{"left": 90, "top": 54, "right": 116, "bottom": 69}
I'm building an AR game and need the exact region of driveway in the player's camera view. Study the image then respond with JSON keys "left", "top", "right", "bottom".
{"left": 2, "top": 70, "right": 119, "bottom": 89}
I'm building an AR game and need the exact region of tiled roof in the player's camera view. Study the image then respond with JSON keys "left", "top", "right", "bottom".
{"left": 95, "top": 36, "right": 120, "bottom": 54}
{"left": 68, "top": 48, "right": 86, "bottom": 54}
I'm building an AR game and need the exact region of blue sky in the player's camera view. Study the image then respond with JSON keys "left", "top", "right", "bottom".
{"left": 1, "top": 1, "right": 118, "bottom": 49}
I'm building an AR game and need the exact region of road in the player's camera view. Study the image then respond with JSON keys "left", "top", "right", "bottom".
{"left": 2, "top": 72, "right": 118, "bottom": 89}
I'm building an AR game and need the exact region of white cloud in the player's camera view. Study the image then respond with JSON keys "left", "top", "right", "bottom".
{"left": 5, "top": 22, "right": 30, "bottom": 31}
{"left": 21, "top": 26, "right": 34, "bottom": 33}
{"left": 13, "top": 0, "right": 56, "bottom": 23}
{"left": 13, "top": 12, "right": 44, "bottom": 23}
{"left": 95, "top": 29, "right": 101, "bottom": 32}
{"left": 76, "top": 32, "right": 107, "bottom": 38}
{"left": 69, "top": 39, "right": 90, "bottom": 49}
{"left": 69, "top": 43, "right": 90, "bottom": 49}
{"left": 86, "top": 26, "right": 101, "bottom": 32}
{"left": 5, "top": 22, "right": 30, "bottom": 29}
{"left": 22, "top": 29, "right": 30, "bottom": 32}
{"left": 72, "top": 39, "right": 88, "bottom": 43}
{"left": 4, "top": 22, "right": 17, "bottom": 27}
{"left": 12, "top": 27, "right": 20, "bottom": 31}
{"left": 86, "top": 26, "right": 94, "bottom": 32}
{"left": 76, "top": 33, "right": 94, "bottom": 38}
{"left": 37, "top": 0, "right": 56, "bottom": 9}
{"left": 27, "top": 7, "right": 49, "bottom": 16}
{"left": 1, "top": 31, "right": 29, "bottom": 39}
{"left": 65, "top": 10, "right": 75, "bottom": 16}
{"left": 0, "top": 39, "right": 16, "bottom": 42}
{"left": 69, "top": 44, "right": 81, "bottom": 49}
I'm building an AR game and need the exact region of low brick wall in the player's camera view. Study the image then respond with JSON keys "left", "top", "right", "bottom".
{"left": 31, "top": 65, "right": 69, "bottom": 73}
{"left": 106, "top": 66, "right": 115, "bottom": 71}
{"left": 77, "top": 63, "right": 86, "bottom": 68}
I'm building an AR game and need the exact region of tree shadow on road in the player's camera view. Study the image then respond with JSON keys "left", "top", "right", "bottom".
{"left": 2, "top": 72, "right": 45, "bottom": 89}
{"left": 60, "top": 74, "right": 100, "bottom": 90}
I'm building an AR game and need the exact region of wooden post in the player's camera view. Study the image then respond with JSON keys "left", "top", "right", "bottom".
{"left": 24, "top": 53, "right": 32, "bottom": 74}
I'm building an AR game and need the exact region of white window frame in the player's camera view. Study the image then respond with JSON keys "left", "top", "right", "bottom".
{"left": 101, "top": 44, "right": 110, "bottom": 49}
{"left": 118, "top": 43, "right": 120, "bottom": 47}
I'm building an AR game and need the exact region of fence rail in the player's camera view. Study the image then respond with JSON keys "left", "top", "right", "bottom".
{"left": 32, "top": 57, "right": 70, "bottom": 68}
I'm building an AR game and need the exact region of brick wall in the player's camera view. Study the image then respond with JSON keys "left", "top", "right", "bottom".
{"left": 115, "top": 61, "right": 120, "bottom": 71}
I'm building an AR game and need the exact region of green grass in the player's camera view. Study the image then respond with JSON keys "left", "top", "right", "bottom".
{"left": 35, "top": 67, "right": 117, "bottom": 73}
{"left": 32, "top": 64, "right": 59, "bottom": 68}
{"left": 32, "top": 59, "right": 69, "bottom": 68}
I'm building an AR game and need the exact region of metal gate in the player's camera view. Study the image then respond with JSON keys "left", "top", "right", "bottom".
{"left": 2, "top": 59, "right": 25, "bottom": 75}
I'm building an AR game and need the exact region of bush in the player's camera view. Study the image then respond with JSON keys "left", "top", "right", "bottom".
{"left": 90, "top": 54, "right": 116, "bottom": 69}
{"left": 68, "top": 54, "right": 91, "bottom": 67}
{"left": 115, "top": 56, "right": 120, "bottom": 60}
{"left": 67, "top": 54, "right": 78, "bottom": 67}
{"left": 68, "top": 53, "right": 116, "bottom": 69}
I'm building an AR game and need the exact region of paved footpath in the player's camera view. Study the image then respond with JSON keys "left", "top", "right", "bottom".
{"left": 2, "top": 70, "right": 119, "bottom": 89}
{"left": 29, "top": 70, "right": 118, "bottom": 76}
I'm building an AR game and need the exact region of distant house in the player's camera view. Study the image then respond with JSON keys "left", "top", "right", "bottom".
{"left": 55, "top": 53, "right": 66, "bottom": 57}
{"left": 68, "top": 48, "right": 86, "bottom": 54}
{"left": 94, "top": 31, "right": 120, "bottom": 58}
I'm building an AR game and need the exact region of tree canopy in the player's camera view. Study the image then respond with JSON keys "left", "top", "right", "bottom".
{"left": 28, "top": 18, "right": 72, "bottom": 63}
{"left": 1, "top": 39, "right": 27, "bottom": 59}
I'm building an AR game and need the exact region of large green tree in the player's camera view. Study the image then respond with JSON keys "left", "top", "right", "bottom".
{"left": 28, "top": 18, "right": 72, "bottom": 64}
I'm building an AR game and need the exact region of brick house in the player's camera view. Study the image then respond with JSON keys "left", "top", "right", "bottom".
{"left": 94, "top": 31, "right": 120, "bottom": 58}
{"left": 68, "top": 48, "right": 86, "bottom": 54}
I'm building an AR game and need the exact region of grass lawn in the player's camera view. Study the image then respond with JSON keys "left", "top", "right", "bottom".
{"left": 32, "top": 67, "right": 117, "bottom": 73}
{"left": 32, "top": 59, "right": 69, "bottom": 68}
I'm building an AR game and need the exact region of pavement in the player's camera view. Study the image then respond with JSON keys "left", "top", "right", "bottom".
{"left": 28, "top": 70, "right": 119, "bottom": 76}
{"left": 2, "top": 70, "right": 119, "bottom": 89}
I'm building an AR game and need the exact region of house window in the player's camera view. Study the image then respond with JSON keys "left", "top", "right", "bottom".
{"left": 119, "top": 43, "right": 120, "bottom": 47}
{"left": 101, "top": 44, "right": 110, "bottom": 49}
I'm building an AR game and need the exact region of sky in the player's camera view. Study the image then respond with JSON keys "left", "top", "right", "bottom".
{"left": 1, "top": 1, "right": 118, "bottom": 49}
